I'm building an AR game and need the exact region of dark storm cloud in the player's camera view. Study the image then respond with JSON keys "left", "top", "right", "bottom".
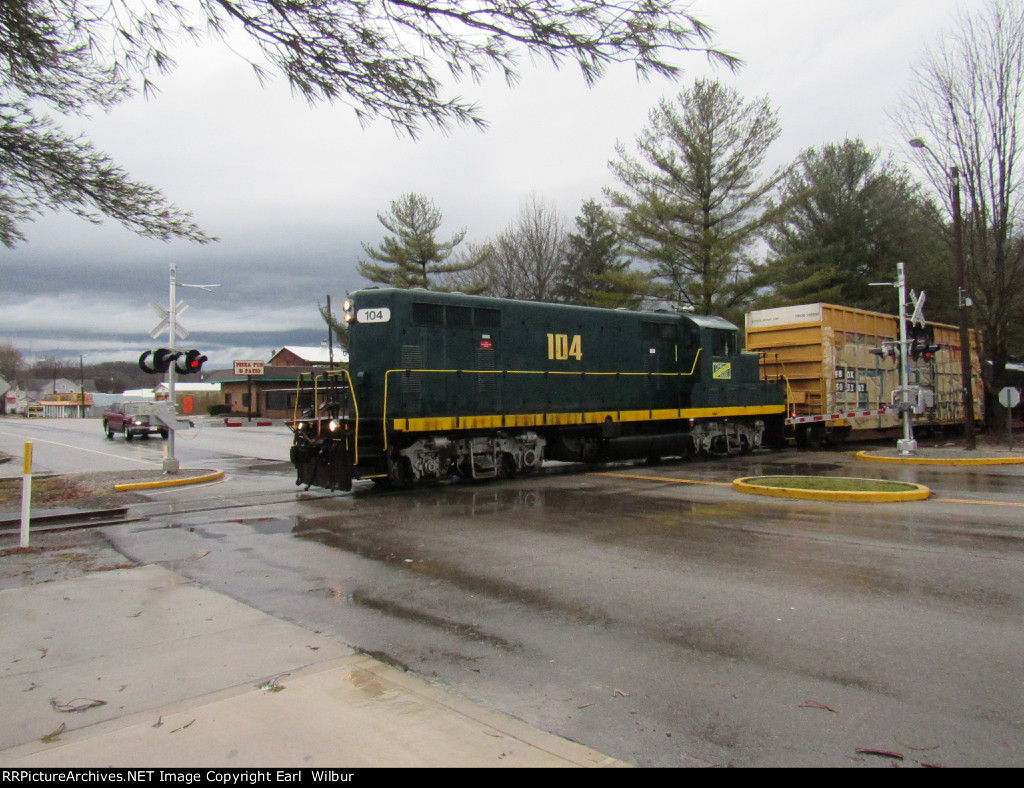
{"left": 0, "top": 1, "right": 967, "bottom": 368}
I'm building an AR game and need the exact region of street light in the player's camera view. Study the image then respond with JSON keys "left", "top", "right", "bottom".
{"left": 908, "top": 137, "right": 977, "bottom": 450}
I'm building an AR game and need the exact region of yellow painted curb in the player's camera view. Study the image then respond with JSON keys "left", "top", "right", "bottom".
{"left": 114, "top": 470, "right": 224, "bottom": 491}
{"left": 856, "top": 450, "right": 1024, "bottom": 466}
{"left": 733, "top": 476, "right": 930, "bottom": 502}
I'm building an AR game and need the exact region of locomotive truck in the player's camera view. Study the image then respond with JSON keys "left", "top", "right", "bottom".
{"left": 288, "top": 289, "right": 787, "bottom": 492}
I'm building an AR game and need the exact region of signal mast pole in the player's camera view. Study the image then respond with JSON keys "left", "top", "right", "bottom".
{"left": 164, "top": 264, "right": 181, "bottom": 473}
{"left": 161, "top": 263, "right": 220, "bottom": 474}
{"left": 895, "top": 263, "right": 917, "bottom": 455}
{"left": 871, "top": 262, "right": 916, "bottom": 456}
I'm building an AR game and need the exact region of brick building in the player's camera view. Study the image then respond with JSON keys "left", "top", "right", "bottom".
{"left": 208, "top": 347, "right": 348, "bottom": 420}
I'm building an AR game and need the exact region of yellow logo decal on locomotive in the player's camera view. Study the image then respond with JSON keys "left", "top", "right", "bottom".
{"left": 547, "top": 333, "right": 583, "bottom": 361}
{"left": 712, "top": 362, "right": 732, "bottom": 379}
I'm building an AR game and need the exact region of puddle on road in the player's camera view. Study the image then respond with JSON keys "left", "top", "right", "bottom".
{"left": 281, "top": 476, "right": 1023, "bottom": 617}
{"left": 349, "top": 589, "right": 518, "bottom": 651}
{"left": 295, "top": 484, "right": 769, "bottom": 544}
{"left": 229, "top": 516, "right": 295, "bottom": 535}
{"left": 724, "top": 461, "right": 845, "bottom": 477}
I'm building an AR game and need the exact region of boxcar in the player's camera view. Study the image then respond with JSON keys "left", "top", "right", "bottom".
{"left": 746, "top": 303, "right": 984, "bottom": 446}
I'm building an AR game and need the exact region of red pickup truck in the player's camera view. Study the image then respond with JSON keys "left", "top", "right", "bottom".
{"left": 102, "top": 401, "right": 169, "bottom": 440}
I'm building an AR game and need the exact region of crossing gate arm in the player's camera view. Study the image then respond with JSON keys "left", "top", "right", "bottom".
{"left": 786, "top": 407, "right": 889, "bottom": 426}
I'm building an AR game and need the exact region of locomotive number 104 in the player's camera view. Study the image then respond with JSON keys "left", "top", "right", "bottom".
{"left": 547, "top": 333, "right": 583, "bottom": 361}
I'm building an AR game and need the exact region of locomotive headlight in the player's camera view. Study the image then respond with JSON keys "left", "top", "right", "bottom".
{"left": 328, "top": 419, "right": 340, "bottom": 432}
{"left": 343, "top": 299, "right": 355, "bottom": 323}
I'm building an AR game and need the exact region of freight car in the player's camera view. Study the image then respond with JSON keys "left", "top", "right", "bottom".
{"left": 288, "top": 289, "right": 788, "bottom": 491}
{"left": 745, "top": 303, "right": 984, "bottom": 447}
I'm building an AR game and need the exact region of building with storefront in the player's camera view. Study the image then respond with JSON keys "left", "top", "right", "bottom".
{"left": 206, "top": 346, "right": 347, "bottom": 420}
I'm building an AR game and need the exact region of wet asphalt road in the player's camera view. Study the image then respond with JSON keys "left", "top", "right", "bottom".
{"left": 92, "top": 443, "right": 1023, "bottom": 768}
{"left": 3, "top": 420, "right": 1022, "bottom": 766}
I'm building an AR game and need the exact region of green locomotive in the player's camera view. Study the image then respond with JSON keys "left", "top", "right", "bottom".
{"left": 289, "top": 288, "right": 787, "bottom": 491}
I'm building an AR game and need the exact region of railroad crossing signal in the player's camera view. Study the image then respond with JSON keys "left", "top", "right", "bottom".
{"left": 148, "top": 299, "right": 189, "bottom": 340}
{"left": 908, "top": 324, "right": 940, "bottom": 361}
{"left": 870, "top": 341, "right": 898, "bottom": 359}
{"left": 139, "top": 348, "right": 207, "bottom": 374}
{"left": 139, "top": 348, "right": 180, "bottom": 374}
{"left": 908, "top": 290, "right": 927, "bottom": 327}
{"left": 176, "top": 349, "right": 208, "bottom": 375}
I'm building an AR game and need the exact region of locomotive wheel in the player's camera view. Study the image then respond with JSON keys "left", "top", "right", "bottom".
{"left": 804, "top": 424, "right": 825, "bottom": 450}
{"left": 387, "top": 454, "right": 414, "bottom": 488}
{"left": 499, "top": 454, "right": 519, "bottom": 479}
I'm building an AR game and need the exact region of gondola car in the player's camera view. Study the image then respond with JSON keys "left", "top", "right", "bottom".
{"left": 288, "top": 288, "right": 787, "bottom": 491}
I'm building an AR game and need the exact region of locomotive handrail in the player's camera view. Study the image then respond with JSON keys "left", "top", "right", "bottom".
{"left": 379, "top": 350, "right": 704, "bottom": 450}
{"left": 320, "top": 371, "right": 360, "bottom": 466}
{"left": 291, "top": 370, "right": 361, "bottom": 465}
{"left": 760, "top": 352, "right": 797, "bottom": 415}
{"left": 292, "top": 372, "right": 310, "bottom": 427}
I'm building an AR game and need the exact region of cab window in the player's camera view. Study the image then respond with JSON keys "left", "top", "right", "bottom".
{"left": 712, "top": 329, "right": 735, "bottom": 356}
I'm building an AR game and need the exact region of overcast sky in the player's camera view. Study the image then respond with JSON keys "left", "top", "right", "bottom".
{"left": 0, "top": 0, "right": 970, "bottom": 372}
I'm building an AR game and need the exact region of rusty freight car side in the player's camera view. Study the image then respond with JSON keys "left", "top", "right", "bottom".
{"left": 745, "top": 303, "right": 983, "bottom": 446}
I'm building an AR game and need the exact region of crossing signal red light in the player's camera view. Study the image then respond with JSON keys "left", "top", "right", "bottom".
{"left": 139, "top": 348, "right": 180, "bottom": 374}
{"left": 176, "top": 349, "right": 208, "bottom": 375}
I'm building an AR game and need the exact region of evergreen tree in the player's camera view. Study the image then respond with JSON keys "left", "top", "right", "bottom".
{"left": 760, "top": 139, "right": 946, "bottom": 314}
{"left": 357, "top": 193, "right": 477, "bottom": 289}
{"left": 555, "top": 200, "right": 649, "bottom": 308}
{"left": 317, "top": 301, "right": 350, "bottom": 355}
{"left": 607, "top": 79, "right": 784, "bottom": 322}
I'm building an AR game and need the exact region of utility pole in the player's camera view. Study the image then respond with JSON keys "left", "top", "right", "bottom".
{"left": 950, "top": 166, "right": 977, "bottom": 449}
{"left": 909, "top": 138, "right": 976, "bottom": 449}
{"left": 165, "top": 264, "right": 181, "bottom": 473}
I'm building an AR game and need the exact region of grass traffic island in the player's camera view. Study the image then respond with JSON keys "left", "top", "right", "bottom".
{"left": 733, "top": 475, "right": 930, "bottom": 503}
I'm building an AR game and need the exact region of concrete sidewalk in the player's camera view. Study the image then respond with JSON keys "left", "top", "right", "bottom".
{"left": 0, "top": 563, "right": 626, "bottom": 768}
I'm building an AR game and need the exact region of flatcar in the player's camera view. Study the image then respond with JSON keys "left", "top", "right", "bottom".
{"left": 288, "top": 288, "right": 787, "bottom": 491}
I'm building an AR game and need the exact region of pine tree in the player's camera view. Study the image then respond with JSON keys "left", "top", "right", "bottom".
{"left": 555, "top": 200, "right": 649, "bottom": 308}
{"left": 607, "top": 79, "right": 783, "bottom": 321}
{"left": 761, "top": 139, "right": 945, "bottom": 314}
{"left": 357, "top": 193, "right": 478, "bottom": 289}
